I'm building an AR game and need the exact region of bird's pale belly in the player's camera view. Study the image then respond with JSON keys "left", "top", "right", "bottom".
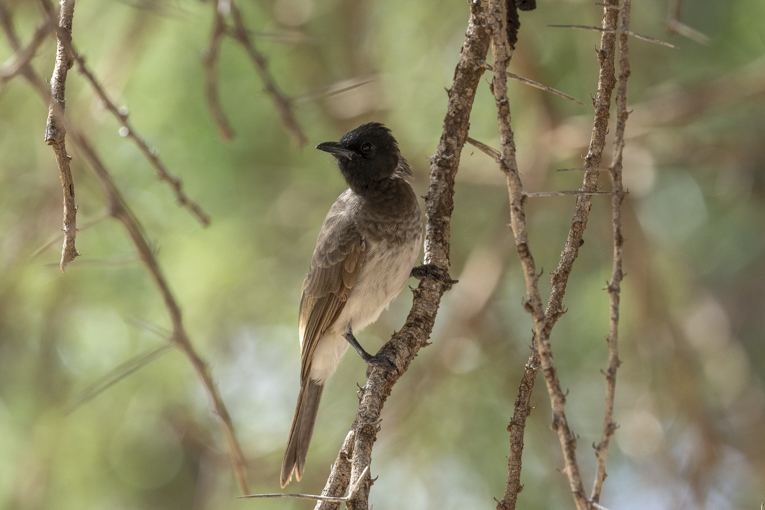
{"left": 309, "top": 235, "right": 421, "bottom": 383}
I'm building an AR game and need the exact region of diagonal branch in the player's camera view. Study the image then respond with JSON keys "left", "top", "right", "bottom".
{"left": 315, "top": 2, "right": 493, "bottom": 509}
{"left": 591, "top": 0, "right": 631, "bottom": 502}
{"left": 71, "top": 51, "right": 211, "bottom": 226}
{"left": 0, "top": 9, "right": 250, "bottom": 494}
{"left": 228, "top": 0, "right": 307, "bottom": 146}
{"left": 41, "top": 0, "right": 78, "bottom": 272}
{"left": 0, "top": 15, "right": 54, "bottom": 91}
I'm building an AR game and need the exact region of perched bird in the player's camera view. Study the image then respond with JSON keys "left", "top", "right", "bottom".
{"left": 280, "top": 123, "right": 422, "bottom": 488}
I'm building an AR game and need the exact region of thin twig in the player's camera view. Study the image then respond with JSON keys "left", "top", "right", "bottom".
{"left": 67, "top": 343, "right": 174, "bottom": 413}
{"left": 523, "top": 190, "right": 613, "bottom": 197}
{"left": 548, "top": 25, "right": 676, "bottom": 48}
{"left": 293, "top": 75, "right": 377, "bottom": 105}
{"left": 40, "top": 0, "right": 78, "bottom": 272}
{"left": 1, "top": 7, "right": 250, "bottom": 489}
{"left": 466, "top": 136, "right": 501, "bottom": 162}
{"left": 507, "top": 71, "right": 586, "bottom": 106}
{"left": 203, "top": 0, "right": 235, "bottom": 141}
{"left": 591, "top": 0, "right": 630, "bottom": 503}
{"left": 72, "top": 52, "right": 211, "bottom": 226}
{"left": 29, "top": 212, "right": 108, "bottom": 261}
{"left": 489, "top": 0, "right": 589, "bottom": 508}
{"left": 316, "top": 3, "right": 492, "bottom": 509}
{"left": 556, "top": 167, "right": 611, "bottom": 172}
{"left": 229, "top": 0, "right": 307, "bottom": 146}
{"left": 240, "top": 467, "right": 369, "bottom": 502}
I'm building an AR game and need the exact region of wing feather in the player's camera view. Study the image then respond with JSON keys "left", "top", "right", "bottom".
{"left": 298, "top": 199, "right": 366, "bottom": 383}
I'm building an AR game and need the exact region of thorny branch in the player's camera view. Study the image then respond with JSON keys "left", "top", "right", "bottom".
{"left": 42, "top": 0, "right": 79, "bottom": 272}
{"left": 591, "top": 0, "right": 630, "bottom": 502}
{"left": 315, "top": 2, "right": 492, "bottom": 509}
{"left": 0, "top": 5, "right": 249, "bottom": 495}
{"left": 488, "top": 0, "right": 587, "bottom": 507}
{"left": 203, "top": 0, "right": 307, "bottom": 146}
{"left": 498, "top": 1, "right": 624, "bottom": 509}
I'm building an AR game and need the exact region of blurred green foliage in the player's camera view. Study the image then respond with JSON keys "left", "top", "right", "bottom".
{"left": 1, "top": 0, "right": 764, "bottom": 509}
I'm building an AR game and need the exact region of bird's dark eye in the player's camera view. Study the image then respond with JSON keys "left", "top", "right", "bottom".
{"left": 360, "top": 142, "right": 374, "bottom": 153}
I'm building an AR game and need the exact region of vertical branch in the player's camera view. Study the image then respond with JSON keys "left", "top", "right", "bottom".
{"left": 43, "top": 0, "right": 79, "bottom": 271}
{"left": 488, "top": 0, "right": 589, "bottom": 508}
{"left": 317, "top": 2, "right": 492, "bottom": 508}
{"left": 498, "top": 344, "right": 540, "bottom": 510}
{"left": 591, "top": 0, "right": 630, "bottom": 502}
{"left": 500, "top": 4, "right": 621, "bottom": 507}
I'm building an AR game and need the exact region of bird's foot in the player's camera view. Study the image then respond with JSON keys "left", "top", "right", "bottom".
{"left": 344, "top": 329, "right": 399, "bottom": 377}
{"left": 411, "top": 264, "right": 458, "bottom": 286}
{"left": 363, "top": 352, "right": 399, "bottom": 378}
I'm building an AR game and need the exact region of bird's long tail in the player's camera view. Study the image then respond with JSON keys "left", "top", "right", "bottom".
{"left": 281, "top": 379, "right": 324, "bottom": 488}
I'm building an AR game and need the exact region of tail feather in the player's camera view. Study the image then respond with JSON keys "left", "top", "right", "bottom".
{"left": 281, "top": 379, "right": 324, "bottom": 488}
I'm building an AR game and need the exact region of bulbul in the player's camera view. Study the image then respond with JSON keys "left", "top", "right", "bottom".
{"left": 280, "top": 123, "right": 422, "bottom": 488}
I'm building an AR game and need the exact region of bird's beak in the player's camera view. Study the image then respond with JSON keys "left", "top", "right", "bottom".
{"left": 315, "top": 141, "right": 354, "bottom": 160}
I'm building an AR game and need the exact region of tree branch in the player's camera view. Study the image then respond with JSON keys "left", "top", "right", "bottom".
{"left": 203, "top": 0, "right": 235, "bottom": 141}
{"left": 41, "top": 0, "right": 78, "bottom": 272}
{"left": 228, "top": 0, "right": 307, "bottom": 146}
{"left": 591, "top": 0, "right": 631, "bottom": 502}
{"left": 0, "top": 8, "right": 250, "bottom": 493}
{"left": 315, "top": 2, "right": 493, "bottom": 508}
{"left": 71, "top": 51, "right": 211, "bottom": 226}
{"left": 488, "top": 0, "right": 587, "bottom": 507}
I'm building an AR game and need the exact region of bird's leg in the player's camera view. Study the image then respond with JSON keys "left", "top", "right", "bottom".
{"left": 344, "top": 328, "right": 398, "bottom": 377}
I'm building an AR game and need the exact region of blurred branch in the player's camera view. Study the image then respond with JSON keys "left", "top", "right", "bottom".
{"left": 666, "top": 0, "right": 710, "bottom": 45}
{"left": 499, "top": 1, "right": 623, "bottom": 508}
{"left": 228, "top": 1, "right": 307, "bottom": 146}
{"left": 65, "top": 122, "right": 252, "bottom": 496}
{"left": 203, "top": 0, "right": 308, "bottom": 146}
{"left": 549, "top": 24, "right": 676, "bottom": 48}
{"left": 591, "top": 0, "right": 631, "bottom": 501}
{"left": 488, "top": 0, "right": 587, "bottom": 507}
{"left": 41, "top": 0, "right": 79, "bottom": 272}
{"left": 204, "top": 0, "right": 235, "bottom": 140}
{"left": 315, "top": 2, "right": 492, "bottom": 509}
{"left": 523, "top": 190, "right": 613, "bottom": 197}
{"left": 293, "top": 75, "right": 376, "bottom": 105}
{"left": 29, "top": 212, "right": 107, "bottom": 261}
{"left": 71, "top": 52, "right": 212, "bottom": 226}
{"left": 0, "top": 7, "right": 250, "bottom": 493}
{"left": 67, "top": 342, "right": 174, "bottom": 413}
{"left": 0, "top": 15, "right": 53, "bottom": 92}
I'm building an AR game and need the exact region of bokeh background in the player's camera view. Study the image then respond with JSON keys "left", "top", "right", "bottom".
{"left": 1, "top": 0, "right": 764, "bottom": 509}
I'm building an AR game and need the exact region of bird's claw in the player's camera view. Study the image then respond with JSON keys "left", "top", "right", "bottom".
{"left": 411, "top": 264, "right": 458, "bottom": 286}
{"left": 364, "top": 353, "right": 399, "bottom": 378}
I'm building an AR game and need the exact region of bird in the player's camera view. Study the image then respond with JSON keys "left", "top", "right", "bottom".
{"left": 280, "top": 123, "right": 422, "bottom": 488}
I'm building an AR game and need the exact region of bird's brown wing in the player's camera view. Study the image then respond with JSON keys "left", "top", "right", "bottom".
{"left": 299, "top": 204, "right": 365, "bottom": 383}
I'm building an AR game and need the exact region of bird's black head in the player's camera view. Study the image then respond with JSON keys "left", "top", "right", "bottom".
{"left": 316, "top": 123, "right": 405, "bottom": 193}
